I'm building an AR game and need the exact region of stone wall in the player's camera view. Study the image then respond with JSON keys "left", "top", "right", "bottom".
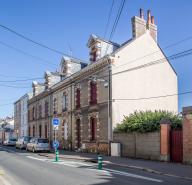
{"left": 113, "top": 132, "right": 160, "bottom": 160}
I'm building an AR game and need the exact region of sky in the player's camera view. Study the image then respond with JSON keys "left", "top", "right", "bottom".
{"left": 0, "top": 0, "right": 191, "bottom": 118}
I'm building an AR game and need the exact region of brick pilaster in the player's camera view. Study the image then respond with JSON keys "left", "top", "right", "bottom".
{"left": 160, "top": 119, "right": 171, "bottom": 161}
{"left": 183, "top": 106, "right": 192, "bottom": 164}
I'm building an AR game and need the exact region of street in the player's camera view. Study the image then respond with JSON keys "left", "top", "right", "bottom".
{"left": 0, "top": 146, "right": 191, "bottom": 185}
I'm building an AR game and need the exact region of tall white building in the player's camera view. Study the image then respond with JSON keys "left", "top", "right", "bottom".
{"left": 14, "top": 93, "right": 32, "bottom": 137}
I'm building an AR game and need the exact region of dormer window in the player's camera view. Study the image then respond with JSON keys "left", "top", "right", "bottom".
{"left": 92, "top": 51, "right": 97, "bottom": 62}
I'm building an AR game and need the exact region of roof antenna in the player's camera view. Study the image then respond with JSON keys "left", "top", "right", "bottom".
{"left": 68, "top": 43, "right": 73, "bottom": 57}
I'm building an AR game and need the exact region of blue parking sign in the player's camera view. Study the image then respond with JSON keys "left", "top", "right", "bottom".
{"left": 53, "top": 140, "right": 59, "bottom": 149}
{"left": 52, "top": 118, "right": 60, "bottom": 126}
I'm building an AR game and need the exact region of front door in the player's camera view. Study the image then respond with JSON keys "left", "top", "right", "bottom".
{"left": 76, "top": 119, "right": 81, "bottom": 148}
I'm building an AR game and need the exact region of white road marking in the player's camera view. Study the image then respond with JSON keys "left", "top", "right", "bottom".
{"left": 103, "top": 168, "right": 163, "bottom": 183}
{"left": 26, "top": 156, "right": 48, "bottom": 161}
{"left": 25, "top": 155, "right": 163, "bottom": 182}
{"left": 0, "top": 175, "right": 12, "bottom": 185}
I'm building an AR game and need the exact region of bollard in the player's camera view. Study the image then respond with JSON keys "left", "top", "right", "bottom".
{"left": 98, "top": 155, "right": 103, "bottom": 170}
{"left": 55, "top": 149, "right": 59, "bottom": 162}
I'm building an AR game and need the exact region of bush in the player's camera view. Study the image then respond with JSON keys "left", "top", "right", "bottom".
{"left": 114, "top": 110, "right": 182, "bottom": 133}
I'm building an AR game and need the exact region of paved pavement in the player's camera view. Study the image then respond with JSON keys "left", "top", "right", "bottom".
{"left": 0, "top": 146, "right": 192, "bottom": 185}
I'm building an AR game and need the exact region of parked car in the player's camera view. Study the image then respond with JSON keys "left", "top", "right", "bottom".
{"left": 26, "top": 138, "right": 50, "bottom": 153}
{"left": 3, "top": 138, "right": 17, "bottom": 146}
{"left": 16, "top": 136, "right": 31, "bottom": 149}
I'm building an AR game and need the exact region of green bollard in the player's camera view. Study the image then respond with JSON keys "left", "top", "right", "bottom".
{"left": 98, "top": 155, "right": 103, "bottom": 170}
{"left": 55, "top": 150, "right": 59, "bottom": 162}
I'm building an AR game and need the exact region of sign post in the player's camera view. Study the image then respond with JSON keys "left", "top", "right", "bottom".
{"left": 52, "top": 118, "right": 60, "bottom": 162}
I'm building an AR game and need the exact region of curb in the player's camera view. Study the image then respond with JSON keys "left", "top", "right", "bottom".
{"left": 38, "top": 153, "right": 192, "bottom": 181}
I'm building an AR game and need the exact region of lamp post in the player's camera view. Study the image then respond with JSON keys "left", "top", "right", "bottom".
{"left": 93, "top": 73, "right": 112, "bottom": 156}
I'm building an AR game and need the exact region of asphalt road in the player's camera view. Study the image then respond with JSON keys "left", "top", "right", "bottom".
{"left": 0, "top": 146, "right": 191, "bottom": 185}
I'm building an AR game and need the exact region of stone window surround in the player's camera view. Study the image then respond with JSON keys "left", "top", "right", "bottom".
{"left": 88, "top": 112, "right": 100, "bottom": 141}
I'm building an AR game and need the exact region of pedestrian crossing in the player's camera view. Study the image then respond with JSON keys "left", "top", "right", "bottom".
{"left": 26, "top": 155, "right": 163, "bottom": 183}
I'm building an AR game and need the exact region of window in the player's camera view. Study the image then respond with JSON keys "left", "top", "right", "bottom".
{"left": 28, "top": 126, "right": 30, "bottom": 137}
{"left": 53, "top": 98, "right": 57, "bottom": 114}
{"left": 76, "top": 119, "right": 81, "bottom": 148}
{"left": 39, "top": 125, "right": 42, "bottom": 138}
{"left": 76, "top": 88, "right": 81, "bottom": 109}
{"left": 32, "top": 107, "right": 35, "bottom": 120}
{"left": 33, "top": 125, "right": 35, "bottom": 137}
{"left": 62, "top": 93, "right": 68, "bottom": 111}
{"left": 92, "top": 51, "right": 97, "bottom": 62}
{"left": 45, "top": 101, "right": 49, "bottom": 117}
{"left": 39, "top": 105, "right": 42, "bottom": 118}
{"left": 90, "top": 81, "right": 97, "bottom": 105}
{"left": 90, "top": 117, "right": 96, "bottom": 141}
{"left": 45, "top": 125, "right": 47, "bottom": 138}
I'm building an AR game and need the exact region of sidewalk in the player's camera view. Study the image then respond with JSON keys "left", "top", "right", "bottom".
{"left": 39, "top": 150, "right": 192, "bottom": 180}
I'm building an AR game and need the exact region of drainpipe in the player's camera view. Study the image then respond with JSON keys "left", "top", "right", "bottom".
{"left": 108, "top": 59, "right": 113, "bottom": 156}
{"left": 70, "top": 81, "right": 73, "bottom": 151}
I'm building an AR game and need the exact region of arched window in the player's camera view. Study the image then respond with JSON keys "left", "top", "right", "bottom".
{"left": 76, "top": 88, "right": 81, "bottom": 109}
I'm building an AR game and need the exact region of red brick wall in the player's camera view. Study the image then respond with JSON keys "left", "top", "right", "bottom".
{"left": 183, "top": 107, "right": 192, "bottom": 164}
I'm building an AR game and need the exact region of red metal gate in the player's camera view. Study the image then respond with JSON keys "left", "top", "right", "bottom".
{"left": 170, "top": 129, "right": 183, "bottom": 162}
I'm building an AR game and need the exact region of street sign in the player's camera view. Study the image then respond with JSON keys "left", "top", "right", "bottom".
{"left": 53, "top": 140, "right": 59, "bottom": 149}
{"left": 52, "top": 118, "right": 60, "bottom": 126}
{"left": 53, "top": 125, "right": 59, "bottom": 130}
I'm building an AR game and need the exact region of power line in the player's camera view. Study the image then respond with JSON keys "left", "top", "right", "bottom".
{"left": 0, "top": 103, "right": 13, "bottom": 107}
{"left": 0, "top": 40, "right": 57, "bottom": 67}
{"left": 0, "top": 77, "right": 43, "bottom": 83}
{"left": 113, "top": 91, "right": 192, "bottom": 101}
{"left": 103, "top": 0, "right": 115, "bottom": 39}
{"left": 112, "top": 36, "right": 192, "bottom": 71}
{"left": 0, "top": 24, "right": 87, "bottom": 63}
{"left": 105, "top": 0, "right": 126, "bottom": 54}
{"left": 0, "top": 84, "right": 30, "bottom": 89}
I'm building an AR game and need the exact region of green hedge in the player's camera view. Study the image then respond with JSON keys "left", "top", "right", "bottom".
{"left": 114, "top": 110, "right": 182, "bottom": 133}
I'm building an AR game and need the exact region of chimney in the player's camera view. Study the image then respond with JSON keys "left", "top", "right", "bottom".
{"left": 146, "top": 10, "right": 157, "bottom": 42}
{"left": 132, "top": 9, "right": 147, "bottom": 39}
{"left": 147, "top": 10, "right": 151, "bottom": 28}
{"left": 139, "top": 8, "right": 144, "bottom": 19}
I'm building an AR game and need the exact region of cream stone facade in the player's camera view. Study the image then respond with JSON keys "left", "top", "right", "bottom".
{"left": 26, "top": 9, "right": 178, "bottom": 154}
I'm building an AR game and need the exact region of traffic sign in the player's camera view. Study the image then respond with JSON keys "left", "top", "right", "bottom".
{"left": 53, "top": 140, "right": 59, "bottom": 149}
{"left": 52, "top": 118, "right": 60, "bottom": 126}
{"left": 53, "top": 125, "right": 59, "bottom": 130}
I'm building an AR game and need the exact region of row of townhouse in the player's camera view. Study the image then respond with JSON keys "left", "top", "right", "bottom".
{"left": 14, "top": 9, "right": 178, "bottom": 154}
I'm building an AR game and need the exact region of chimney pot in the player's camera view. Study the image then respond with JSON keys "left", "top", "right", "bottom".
{"left": 151, "top": 16, "right": 155, "bottom": 24}
{"left": 147, "top": 10, "right": 151, "bottom": 24}
{"left": 139, "top": 8, "right": 144, "bottom": 19}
